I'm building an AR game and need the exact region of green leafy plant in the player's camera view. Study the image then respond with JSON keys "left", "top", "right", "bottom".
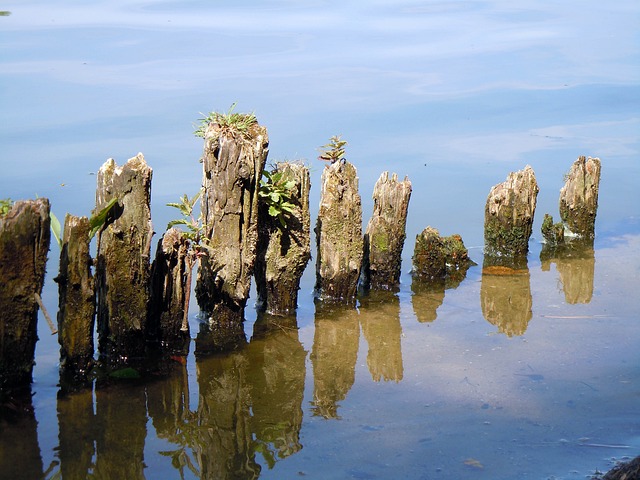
{"left": 49, "top": 197, "right": 119, "bottom": 249}
{"left": 193, "top": 102, "right": 258, "bottom": 138}
{"left": 259, "top": 170, "right": 297, "bottom": 229}
{"left": 0, "top": 198, "right": 13, "bottom": 217}
{"left": 317, "top": 135, "right": 347, "bottom": 164}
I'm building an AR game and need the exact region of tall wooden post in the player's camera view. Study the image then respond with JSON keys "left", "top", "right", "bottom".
{"left": 559, "top": 156, "right": 601, "bottom": 238}
{"left": 0, "top": 198, "right": 50, "bottom": 388}
{"left": 362, "top": 172, "right": 412, "bottom": 290}
{"left": 314, "top": 160, "right": 363, "bottom": 302}
{"left": 255, "top": 162, "right": 311, "bottom": 315}
{"left": 484, "top": 165, "right": 538, "bottom": 258}
{"left": 195, "top": 119, "right": 269, "bottom": 353}
{"left": 56, "top": 214, "right": 95, "bottom": 381}
{"left": 95, "top": 153, "right": 153, "bottom": 366}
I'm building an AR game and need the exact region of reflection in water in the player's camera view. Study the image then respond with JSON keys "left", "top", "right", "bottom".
{"left": 480, "top": 256, "right": 533, "bottom": 336}
{"left": 410, "top": 265, "right": 470, "bottom": 323}
{"left": 0, "top": 388, "right": 43, "bottom": 479}
{"left": 359, "top": 291, "right": 403, "bottom": 382}
{"left": 311, "top": 302, "right": 360, "bottom": 419}
{"left": 540, "top": 239, "right": 595, "bottom": 304}
{"left": 93, "top": 382, "right": 148, "bottom": 479}
{"left": 57, "top": 388, "right": 95, "bottom": 479}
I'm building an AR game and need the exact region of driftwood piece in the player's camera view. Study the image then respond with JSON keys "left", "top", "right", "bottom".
{"left": 255, "top": 162, "right": 311, "bottom": 315}
{"left": 314, "top": 160, "right": 363, "bottom": 301}
{"left": 362, "top": 172, "right": 412, "bottom": 290}
{"left": 559, "top": 156, "right": 601, "bottom": 238}
{"left": 484, "top": 165, "right": 538, "bottom": 257}
{"left": 95, "top": 153, "right": 153, "bottom": 366}
{"left": 56, "top": 214, "right": 95, "bottom": 380}
{"left": 195, "top": 121, "right": 269, "bottom": 348}
{"left": 148, "top": 228, "right": 191, "bottom": 356}
{"left": 0, "top": 198, "right": 50, "bottom": 389}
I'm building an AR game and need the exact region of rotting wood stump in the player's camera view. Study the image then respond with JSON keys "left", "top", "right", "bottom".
{"left": 148, "top": 228, "right": 191, "bottom": 356}
{"left": 0, "top": 198, "right": 50, "bottom": 389}
{"left": 484, "top": 165, "right": 538, "bottom": 257}
{"left": 255, "top": 162, "right": 311, "bottom": 316}
{"left": 559, "top": 156, "right": 601, "bottom": 238}
{"left": 314, "top": 160, "right": 363, "bottom": 302}
{"left": 362, "top": 172, "right": 412, "bottom": 291}
{"left": 195, "top": 119, "right": 269, "bottom": 354}
{"left": 95, "top": 153, "right": 153, "bottom": 366}
{"left": 56, "top": 214, "right": 95, "bottom": 381}
{"left": 412, "top": 226, "right": 472, "bottom": 280}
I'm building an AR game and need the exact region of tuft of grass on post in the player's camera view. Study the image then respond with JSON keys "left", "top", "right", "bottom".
{"left": 193, "top": 102, "right": 258, "bottom": 139}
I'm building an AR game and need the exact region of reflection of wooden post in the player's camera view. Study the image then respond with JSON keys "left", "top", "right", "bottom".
{"left": 540, "top": 240, "right": 595, "bottom": 304}
{"left": 196, "top": 121, "right": 269, "bottom": 347}
{"left": 57, "top": 388, "right": 95, "bottom": 479}
{"left": 559, "top": 156, "right": 601, "bottom": 238}
{"left": 255, "top": 162, "right": 311, "bottom": 315}
{"left": 314, "top": 160, "right": 363, "bottom": 301}
{"left": 0, "top": 198, "right": 50, "bottom": 388}
{"left": 95, "top": 154, "right": 153, "bottom": 366}
{"left": 362, "top": 172, "right": 412, "bottom": 290}
{"left": 148, "top": 228, "right": 191, "bottom": 356}
{"left": 57, "top": 214, "right": 95, "bottom": 380}
{"left": 484, "top": 165, "right": 538, "bottom": 257}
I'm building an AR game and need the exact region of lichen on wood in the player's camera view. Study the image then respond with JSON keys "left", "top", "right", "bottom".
{"left": 56, "top": 214, "right": 95, "bottom": 380}
{"left": 484, "top": 165, "right": 539, "bottom": 257}
{"left": 255, "top": 162, "right": 311, "bottom": 315}
{"left": 362, "top": 172, "right": 412, "bottom": 291}
{"left": 95, "top": 153, "right": 153, "bottom": 366}
{"left": 559, "top": 156, "right": 601, "bottom": 238}
{"left": 195, "top": 116, "right": 269, "bottom": 350}
{"left": 0, "top": 198, "right": 50, "bottom": 389}
{"left": 314, "top": 160, "right": 363, "bottom": 302}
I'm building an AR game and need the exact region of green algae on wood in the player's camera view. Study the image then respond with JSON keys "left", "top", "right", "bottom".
{"left": 559, "top": 156, "right": 601, "bottom": 238}
{"left": 0, "top": 198, "right": 50, "bottom": 389}
{"left": 95, "top": 153, "right": 153, "bottom": 367}
{"left": 412, "top": 227, "right": 472, "bottom": 280}
{"left": 362, "top": 172, "right": 412, "bottom": 291}
{"left": 484, "top": 165, "right": 539, "bottom": 257}
{"left": 314, "top": 160, "right": 363, "bottom": 302}
{"left": 255, "top": 162, "right": 311, "bottom": 316}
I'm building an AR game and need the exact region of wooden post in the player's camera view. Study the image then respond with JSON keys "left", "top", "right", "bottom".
{"left": 95, "top": 153, "right": 153, "bottom": 366}
{"left": 148, "top": 228, "right": 191, "bottom": 356}
{"left": 412, "top": 227, "right": 472, "bottom": 280}
{"left": 484, "top": 165, "right": 538, "bottom": 257}
{"left": 255, "top": 162, "right": 311, "bottom": 316}
{"left": 362, "top": 172, "right": 412, "bottom": 290}
{"left": 56, "top": 214, "right": 95, "bottom": 381}
{"left": 314, "top": 160, "right": 363, "bottom": 302}
{"left": 559, "top": 156, "right": 601, "bottom": 238}
{"left": 0, "top": 198, "right": 50, "bottom": 389}
{"left": 195, "top": 119, "right": 269, "bottom": 349}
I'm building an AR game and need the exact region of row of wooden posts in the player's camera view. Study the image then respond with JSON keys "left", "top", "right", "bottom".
{"left": 0, "top": 115, "right": 601, "bottom": 389}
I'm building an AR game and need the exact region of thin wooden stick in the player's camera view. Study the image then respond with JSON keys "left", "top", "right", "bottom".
{"left": 33, "top": 292, "right": 57, "bottom": 335}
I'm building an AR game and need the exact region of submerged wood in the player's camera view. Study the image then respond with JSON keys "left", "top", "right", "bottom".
{"left": 56, "top": 214, "right": 95, "bottom": 380}
{"left": 362, "top": 172, "right": 412, "bottom": 290}
{"left": 314, "top": 160, "right": 363, "bottom": 302}
{"left": 559, "top": 156, "right": 601, "bottom": 238}
{"left": 148, "top": 228, "right": 191, "bottom": 356}
{"left": 95, "top": 153, "right": 153, "bottom": 366}
{"left": 0, "top": 198, "right": 50, "bottom": 389}
{"left": 412, "top": 226, "right": 472, "bottom": 280}
{"left": 484, "top": 165, "right": 538, "bottom": 257}
{"left": 255, "top": 162, "right": 311, "bottom": 315}
{"left": 195, "top": 120, "right": 268, "bottom": 351}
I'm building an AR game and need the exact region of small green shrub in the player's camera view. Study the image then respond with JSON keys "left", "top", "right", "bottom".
{"left": 193, "top": 102, "right": 257, "bottom": 139}
{"left": 259, "top": 170, "right": 296, "bottom": 229}
{"left": 0, "top": 198, "right": 13, "bottom": 217}
{"left": 318, "top": 135, "right": 347, "bottom": 163}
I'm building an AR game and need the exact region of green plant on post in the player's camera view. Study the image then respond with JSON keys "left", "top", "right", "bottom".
{"left": 167, "top": 189, "right": 213, "bottom": 331}
{"left": 318, "top": 135, "right": 348, "bottom": 164}
{"left": 0, "top": 198, "right": 13, "bottom": 217}
{"left": 49, "top": 197, "right": 119, "bottom": 249}
{"left": 259, "top": 170, "right": 297, "bottom": 229}
{"left": 193, "top": 102, "right": 258, "bottom": 139}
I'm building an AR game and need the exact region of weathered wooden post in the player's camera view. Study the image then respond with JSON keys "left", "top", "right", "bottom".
{"left": 412, "top": 227, "right": 472, "bottom": 279}
{"left": 0, "top": 198, "right": 50, "bottom": 388}
{"left": 559, "top": 156, "right": 601, "bottom": 238}
{"left": 95, "top": 153, "right": 153, "bottom": 366}
{"left": 484, "top": 165, "right": 538, "bottom": 257}
{"left": 362, "top": 172, "right": 412, "bottom": 290}
{"left": 314, "top": 160, "right": 363, "bottom": 302}
{"left": 195, "top": 113, "right": 269, "bottom": 354}
{"left": 148, "top": 228, "right": 191, "bottom": 356}
{"left": 255, "top": 162, "right": 311, "bottom": 315}
{"left": 56, "top": 214, "right": 95, "bottom": 381}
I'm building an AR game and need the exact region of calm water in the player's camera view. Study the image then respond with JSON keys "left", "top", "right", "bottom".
{"left": 1, "top": 1, "right": 639, "bottom": 479}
